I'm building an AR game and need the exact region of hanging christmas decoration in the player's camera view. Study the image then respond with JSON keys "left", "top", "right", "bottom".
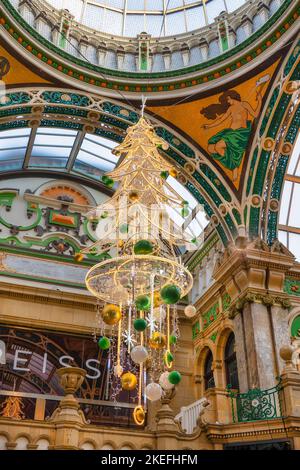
{"left": 184, "top": 304, "right": 197, "bottom": 318}
{"left": 159, "top": 371, "right": 174, "bottom": 391}
{"left": 145, "top": 382, "right": 163, "bottom": 401}
{"left": 102, "top": 304, "right": 122, "bottom": 325}
{"left": 83, "top": 116, "right": 195, "bottom": 425}
{"left": 121, "top": 372, "right": 138, "bottom": 391}
{"left": 98, "top": 336, "right": 111, "bottom": 350}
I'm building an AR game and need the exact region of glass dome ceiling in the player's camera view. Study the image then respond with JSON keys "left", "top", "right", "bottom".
{"left": 279, "top": 132, "right": 300, "bottom": 261}
{"left": 45, "top": 0, "right": 247, "bottom": 37}
{"left": 0, "top": 126, "right": 208, "bottom": 241}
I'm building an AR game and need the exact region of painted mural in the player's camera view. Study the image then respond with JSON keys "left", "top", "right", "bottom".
{"left": 149, "top": 60, "right": 280, "bottom": 190}
{"left": 200, "top": 88, "right": 263, "bottom": 181}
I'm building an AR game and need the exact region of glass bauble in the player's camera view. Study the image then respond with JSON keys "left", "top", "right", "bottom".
{"left": 159, "top": 371, "right": 174, "bottom": 390}
{"left": 130, "top": 346, "right": 148, "bottom": 364}
{"left": 102, "top": 304, "right": 121, "bottom": 325}
{"left": 184, "top": 305, "right": 197, "bottom": 318}
{"left": 145, "top": 382, "right": 163, "bottom": 401}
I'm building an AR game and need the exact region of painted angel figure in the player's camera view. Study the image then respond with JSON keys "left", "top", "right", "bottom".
{"left": 200, "top": 89, "right": 263, "bottom": 180}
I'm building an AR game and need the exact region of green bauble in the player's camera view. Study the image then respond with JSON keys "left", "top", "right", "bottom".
{"left": 169, "top": 335, "right": 177, "bottom": 345}
{"left": 102, "top": 175, "right": 114, "bottom": 188}
{"left": 181, "top": 207, "right": 190, "bottom": 218}
{"left": 182, "top": 200, "right": 189, "bottom": 207}
{"left": 160, "top": 284, "right": 181, "bottom": 305}
{"left": 134, "top": 239, "right": 153, "bottom": 255}
{"left": 119, "top": 223, "right": 129, "bottom": 234}
{"left": 135, "top": 295, "right": 151, "bottom": 311}
{"left": 168, "top": 370, "right": 182, "bottom": 385}
{"left": 101, "top": 211, "right": 108, "bottom": 219}
{"left": 160, "top": 171, "right": 169, "bottom": 180}
{"left": 98, "top": 336, "right": 111, "bottom": 350}
{"left": 133, "top": 318, "right": 147, "bottom": 332}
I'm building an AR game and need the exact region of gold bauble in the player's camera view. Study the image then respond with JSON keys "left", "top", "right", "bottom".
{"left": 129, "top": 191, "right": 139, "bottom": 202}
{"left": 74, "top": 253, "right": 84, "bottom": 262}
{"left": 169, "top": 168, "right": 178, "bottom": 178}
{"left": 121, "top": 372, "right": 137, "bottom": 391}
{"left": 153, "top": 291, "right": 162, "bottom": 308}
{"left": 133, "top": 405, "right": 146, "bottom": 426}
{"left": 149, "top": 332, "right": 166, "bottom": 350}
{"left": 102, "top": 304, "right": 121, "bottom": 326}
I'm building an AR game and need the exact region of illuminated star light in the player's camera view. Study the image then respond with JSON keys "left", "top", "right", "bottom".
{"left": 122, "top": 330, "right": 137, "bottom": 349}
{"left": 146, "top": 314, "right": 158, "bottom": 331}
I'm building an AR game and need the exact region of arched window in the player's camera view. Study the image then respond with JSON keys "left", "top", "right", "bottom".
{"left": 204, "top": 350, "right": 215, "bottom": 389}
{"left": 225, "top": 332, "right": 239, "bottom": 389}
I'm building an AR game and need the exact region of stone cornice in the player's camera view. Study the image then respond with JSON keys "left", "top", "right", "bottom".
{"left": 205, "top": 416, "right": 300, "bottom": 441}
{"left": 0, "top": 280, "right": 95, "bottom": 310}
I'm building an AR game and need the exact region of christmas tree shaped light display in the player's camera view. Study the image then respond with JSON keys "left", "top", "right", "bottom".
{"left": 83, "top": 116, "right": 195, "bottom": 425}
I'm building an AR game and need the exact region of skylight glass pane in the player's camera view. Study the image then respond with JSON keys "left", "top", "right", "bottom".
{"left": 206, "top": 0, "right": 226, "bottom": 23}
{"left": 76, "top": 150, "right": 116, "bottom": 172}
{"left": 185, "top": 6, "right": 206, "bottom": 31}
{"left": 146, "top": 14, "right": 164, "bottom": 36}
{"left": 278, "top": 230, "right": 287, "bottom": 246}
{"left": 103, "top": 9, "right": 123, "bottom": 35}
{"left": 226, "top": 0, "right": 245, "bottom": 13}
{"left": 287, "top": 183, "right": 300, "bottom": 228}
{"left": 29, "top": 128, "right": 77, "bottom": 169}
{"left": 289, "top": 233, "right": 300, "bottom": 261}
{"left": 166, "top": 11, "right": 186, "bottom": 35}
{"left": 105, "top": 0, "right": 125, "bottom": 8}
{"left": 127, "top": 0, "right": 146, "bottom": 10}
{"left": 287, "top": 132, "right": 300, "bottom": 174}
{"left": 81, "top": 139, "right": 116, "bottom": 159}
{"left": 147, "top": 0, "right": 163, "bottom": 9}
{"left": 279, "top": 180, "right": 292, "bottom": 225}
{"left": 0, "top": 128, "right": 30, "bottom": 171}
{"left": 124, "top": 14, "right": 145, "bottom": 36}
{"left": 167, "top": 0, "right": 184, "bottom": 8}
{"left": 83, "top": 5, "right": 104, "bottom": 30}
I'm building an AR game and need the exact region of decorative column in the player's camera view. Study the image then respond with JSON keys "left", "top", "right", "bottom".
{"left": 213, "top": 237, "right": 295, "bottom": 392}
{"left": 156, "top": 390, "right": 180, "bottom": 450}
{"left": 279, "top": 345, "right": 300, "bottom": 417}
{"left": 50, "top": 367, "right": 87, "bottom": 450}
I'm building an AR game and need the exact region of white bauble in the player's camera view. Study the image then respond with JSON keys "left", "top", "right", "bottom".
{"left": 114, "top": 365, "right": 123, "bottom": 377}
{"left": 153, "top": 307, "right": 166, "bottom": 322}
{"left": 145, "top": 382, "right": 163, "bottom": 402}
{"left": 130, "top": 345, "right": 148, "bottom": 364}
{"left": 184, "top": 305, "right": 197, "bottom": 318}
{"left": 159, "top": 371, "right": 174, "bottom": 391}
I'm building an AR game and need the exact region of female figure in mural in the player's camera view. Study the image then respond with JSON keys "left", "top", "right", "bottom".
{"left": 200, "top": 89, "right": 262, "bottom": 180}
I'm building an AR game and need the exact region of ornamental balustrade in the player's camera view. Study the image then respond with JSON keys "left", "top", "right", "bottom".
{"left": 227, "top": 379, "right": 283, "bottom": 423}
{"left": 175, "top": 397, "right": 209, "bottom": 434}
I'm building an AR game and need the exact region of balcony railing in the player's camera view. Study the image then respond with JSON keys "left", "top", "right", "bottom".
{"left": 0, "top": 390, "right": 140, "bottom": 428}
{"left": 227, "top": 379, "right": 283, "bottom": 423}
